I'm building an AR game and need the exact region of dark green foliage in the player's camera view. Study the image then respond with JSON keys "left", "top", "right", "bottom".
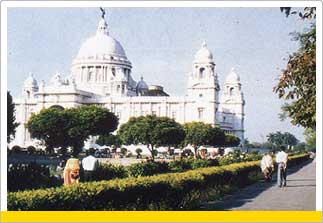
{"left": 275, "top": 8, "right": 316, "bottom": 129}
{"left": 96, "top": 134, "right": 122, "bottom": 147}
{"left": 168, "top": 159, "right": 193, "bottom": 172}
{"left": 223, "top": 134, "right": 241, "bottom": 147}
{"left": 27, "top": 105, "right": 118, "bottom": 155}
{"left": 7, "top": 154, "right": 309, "bottom": 210}
{"left": 127, "top": 162, "right": 169, "bottom": 177}
{"left": 7, "top": 163, "right": 61, "bottom": 192}
{"left": 7, "top": 91, "right": 19, "bottom": 143}
{"left": 93, "top": 163, "right": 128, "bottom": 181}
{"left": 118, "top": 115, "right": 185, "bottom": 160}
{"left": 266, "top": 131, "right": 299, "bottom": 149}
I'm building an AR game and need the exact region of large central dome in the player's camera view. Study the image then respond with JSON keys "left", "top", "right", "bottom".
{"left": 76, "top": 18, "right": 127, "bottom": 60}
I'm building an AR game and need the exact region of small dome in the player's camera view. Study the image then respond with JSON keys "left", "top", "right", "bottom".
{"left": 194, "top": 41, "right": 213, "bottom": 63}
{"left": 24, "top": 73, "right": 38, "bottom": 87}
{"left": 136, "top": 77, "right": 148, "bottom": 90}
{"left": 76, "top": 17, "right": 127, "bottom": 59}
{"left": 225, "top": 68, "right": 240, "bottom": 83}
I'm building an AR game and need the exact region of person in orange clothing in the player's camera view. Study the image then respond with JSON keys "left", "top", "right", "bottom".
{"left": 63, "top": 157, "right": 80, "bottom": 186}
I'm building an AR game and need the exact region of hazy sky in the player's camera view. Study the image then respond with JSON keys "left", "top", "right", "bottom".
{"left": 7, "top": 7, "right": 311, "bottom": 142}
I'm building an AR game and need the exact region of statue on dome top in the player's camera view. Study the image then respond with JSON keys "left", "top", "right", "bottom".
{"left": 100, "top": 7, "right": 106, "bottom": 19}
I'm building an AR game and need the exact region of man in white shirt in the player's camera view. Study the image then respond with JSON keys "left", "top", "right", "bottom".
{"left": 260, "top": 153, "right": 274, "bottom": 181}
{"left": 82, "top": 148, "right": 99, "bottom": 182}
{"left": 275, "top": 146, "right": 288, "bottom": 187}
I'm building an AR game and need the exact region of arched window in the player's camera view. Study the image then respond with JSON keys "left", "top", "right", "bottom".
{"left": 199, "top": 67, "right": 205, "bottom": 79}
{"left": 117, "top": 85, "right": 121, "bottom": 93}
{"left": 229, "top": 87, "right": 234, "bottom": 95}
{"left": 26, "top": 90, "right": 30, "bottom": 99}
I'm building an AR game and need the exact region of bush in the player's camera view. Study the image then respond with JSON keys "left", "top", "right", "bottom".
{"left": 127, "top": 161, "right": 169, "bottom": 177}
{"left": 168, "top": 159, "right": 193, "bottom": 172}
{"left": 7, "top": 163, "right": 61, "bottom": 192}
{"left": 7, "top": 154, "right": 309, "bottom": 210}
{"left": 219, "top": 150, "right": 262, "bottom": 166}
{"left": 93, "top": 163, "right": 128, "bottom": 181}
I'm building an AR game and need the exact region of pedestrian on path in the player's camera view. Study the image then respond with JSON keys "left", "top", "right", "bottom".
{"left": 260, "top": 152, "right": 274, "bottom": 181}
{"left": 276, "top": 146, "right": 288, "bottom": 187}
{"left": 82, "top": 148, "right": 99, "bottom": 182}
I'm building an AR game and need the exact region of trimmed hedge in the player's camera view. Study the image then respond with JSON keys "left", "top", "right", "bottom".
{"left": 7, "top": 154, "right": 309, "bottom": 210}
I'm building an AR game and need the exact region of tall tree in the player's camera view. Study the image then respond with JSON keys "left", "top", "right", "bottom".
{"left": 267, "top": 131, "right": 299, "bottom": 149}
{"left": 27, "top": 105, "right": 118, "bottom": 155}
{"left": 183, "top": 122, "right": 213, "bottom": 157}
{"left": 118, "top": 115, "right": 185, "bottom": 160}
{"left": 7, "top": 91, "right": 19, "bottom": 143}
{"left": 274, "top": 8, "right": 316, "bottom": 129}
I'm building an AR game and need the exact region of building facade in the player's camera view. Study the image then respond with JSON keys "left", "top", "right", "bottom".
{"left": 10, "top": 13, "right": 245, "bottom": 149}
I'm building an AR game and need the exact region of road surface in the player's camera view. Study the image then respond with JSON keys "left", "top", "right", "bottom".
{"left": 200, "top": 160, "right": 316, "bottom": 210}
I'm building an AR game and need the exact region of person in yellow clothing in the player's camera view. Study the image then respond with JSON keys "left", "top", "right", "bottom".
{"left": 63, "top": 157, "right": 81, "bottom": 186}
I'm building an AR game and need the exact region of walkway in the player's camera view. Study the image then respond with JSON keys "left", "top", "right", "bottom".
{"left": 200, "top": 160, "right": 316, "bottom": 210}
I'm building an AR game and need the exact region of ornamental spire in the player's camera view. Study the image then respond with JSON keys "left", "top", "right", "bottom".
{"left": 97, "top": 7, "right": 108, "bottom": 35}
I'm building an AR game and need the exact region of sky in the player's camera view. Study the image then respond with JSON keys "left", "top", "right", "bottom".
{"left": 7, "top": 7, "right": 312, "bottom": 142}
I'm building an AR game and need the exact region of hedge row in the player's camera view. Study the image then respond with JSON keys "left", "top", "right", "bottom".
{"left": 7, "top": 154, "right": 309, "bottom": 210}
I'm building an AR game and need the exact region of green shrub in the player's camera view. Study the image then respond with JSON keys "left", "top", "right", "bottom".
{"left": 191, "top": 159, "right": 211, "bottom": 169}
{"left": 7, "top": 154, "right": 309, "bottom": 210}
{"left": 7, "top": 163, "right": 60, "bottom": 192}
{"left": 168, "top": 159, "right": 193, "bottom": 172}
{"left": 93, "top": 163, "right": 128, "bottom": 181}
{"left": 127, "top": 161, "right": 169, "bottom": 177}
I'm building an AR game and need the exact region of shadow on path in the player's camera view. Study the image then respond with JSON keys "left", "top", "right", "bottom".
{"left": 199, "top": 160, "right": 314, "bottom": 210}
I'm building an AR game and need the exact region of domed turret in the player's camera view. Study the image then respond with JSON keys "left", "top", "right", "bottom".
{"left": 24, "top": 73, "right": 38, "bottom": 88}
{"left": 136, "top": 76, "right": 149, "bottom": 96}
{"left": 71, "top": 10, "right": 134, "bottom": 96}
{"left": 225, "top": 68, "right": 240, "bottom": 84}
{"left": 23, "top": 73, "right": 38, "bottom": 99}
{"left": 194, "top": 41, "right": 213, "bottom": 63}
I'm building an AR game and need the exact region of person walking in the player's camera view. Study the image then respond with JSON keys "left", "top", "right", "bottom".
{"left": 276, "top": 146, "right": 288, "bottom": 187}
{"left": 260, "top": 152, "right": 274, "bottom": 181}
{"left": 82, "top": 148, "right": 99, "bottom": 182}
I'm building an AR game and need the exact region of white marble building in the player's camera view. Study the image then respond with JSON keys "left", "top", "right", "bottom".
{"left": 10, "top": 14, "right": 245, "bottom": 149}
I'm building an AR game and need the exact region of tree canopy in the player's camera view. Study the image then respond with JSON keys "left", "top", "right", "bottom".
{"left": 266, "top": 131, "right": 299, "bottom": 149}
{"left": 7, "top": 91, "right": 19, "bottom": 143}
{"left": 118, "top": 115, "right": 185, "bottom": 160}
{"left": 27, "top": 105, "right": 118, "bottom": 155}
{"left": 274, "top": 8, "right": 316, "bottom": 129}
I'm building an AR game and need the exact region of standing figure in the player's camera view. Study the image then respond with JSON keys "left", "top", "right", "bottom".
{"left": 63, "top": 157, "right": 80, "bottom": 186}
{"left": 82, "top": 148, "right": 99, "bottom": 182}
{"left": 260, "top": 153, "right": 274, "bottom": 181}
{"left": 275, "top": 146, "right": 288, "bottom": 187}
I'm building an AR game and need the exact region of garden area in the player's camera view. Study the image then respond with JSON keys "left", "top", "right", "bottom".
{"left": 8, "top": 153, "right": 310, "bottom": 210}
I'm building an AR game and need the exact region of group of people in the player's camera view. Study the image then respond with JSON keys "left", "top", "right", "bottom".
{"left": 56, "top": 148, "right": 99, "bottom": 186}
{"left": 260, "top": 146, "right": 289, "bottom": 187}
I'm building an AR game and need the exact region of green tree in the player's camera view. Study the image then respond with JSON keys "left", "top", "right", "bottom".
{"left": 304, "top": 128, "right": 315, "bottom": 151}
{"left": 183, "top": 122, "right": 223, "bottom": 157}
{"left": 223, "top": 134, "right": 241, "bottom": 147}
{"left": 275, "top": 8, "right": 316, "bottom": 129}
{"left": 27, "top": 105, "right": 118, "bottom": 155}
{"left": 267, "top": 131, "right": 299, "bottom": 149}
{"left": 27, "top": 107, "right": 70, "bottom": 154}
{"left": 118, "top": 115, "right": 185, "bottom": 160}
{"left": 96, "top": 134, "right": 122, "bottom": 147}
{"left": 7, "top": 91, "right": 19, "bottom": 143}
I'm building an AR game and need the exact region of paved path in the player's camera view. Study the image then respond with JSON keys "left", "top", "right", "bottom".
{"left": 200, "top": 161, "right": 316, "bottom": 210}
